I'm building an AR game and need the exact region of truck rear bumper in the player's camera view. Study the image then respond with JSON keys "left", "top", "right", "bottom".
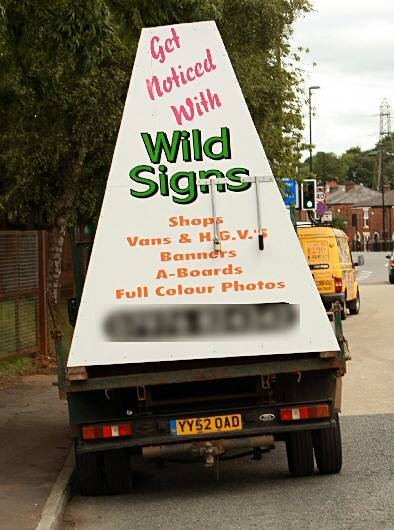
{"left": 321, "top": 293, "right": 345, "bottom": 309}
{"left": 75, "top": 402, "right": 336, "bottom": 454}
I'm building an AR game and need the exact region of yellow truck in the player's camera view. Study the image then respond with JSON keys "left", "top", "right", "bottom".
{"left": 298, "top": 226, "right": 363, "bottom": 319}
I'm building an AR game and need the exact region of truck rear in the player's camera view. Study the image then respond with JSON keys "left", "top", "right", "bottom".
{"left": 59, "top": 21, "right": 348, "bottom": 495}
{"left": 61, "top": 315, "right": 346, "bottom": 495}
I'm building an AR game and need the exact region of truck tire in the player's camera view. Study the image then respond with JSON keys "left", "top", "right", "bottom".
{"left": 348, "top": 291, "right": 360, "bottom": 315}
{"left": 313, "top": 414, "right": 342, "bottom": 474}
{"left": 286, "top": 430, "right": 315, "bottom": 477}
{"left": 76, "top": 451, "right": 104, "bottom": 496}
{"left": 103, "top": 449, "right": 132, "bottom": 495}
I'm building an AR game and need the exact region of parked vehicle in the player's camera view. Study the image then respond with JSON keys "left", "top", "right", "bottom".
{"left": 386, "top": 253, "right": 394, "bottom": 284}
{"left": 56, "top": 21, "right": 350, "bottom": 497}
{"left": 60, "top": 215, "right": 349, "bottom": 497}
{"left": 298, "top": 226, "right": 364, "bottom": 319}
{"left": 62, "top": 244, "right": 348, "bottom": 495}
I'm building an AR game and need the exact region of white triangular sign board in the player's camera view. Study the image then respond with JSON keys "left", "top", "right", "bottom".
{"left": 68, "top": 21, "right": 338, "bottom": 367}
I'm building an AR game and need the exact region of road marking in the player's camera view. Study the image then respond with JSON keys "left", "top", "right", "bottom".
{"left": 357, "top": 270, "right": 373, "bottom": 283}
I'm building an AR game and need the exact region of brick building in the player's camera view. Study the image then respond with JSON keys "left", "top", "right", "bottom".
{"left": 326, "top": 181, "right": 394, "bottom": 248}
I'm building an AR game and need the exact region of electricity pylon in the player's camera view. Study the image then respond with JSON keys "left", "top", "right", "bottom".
{"left": 374, "top": 98, "right": 392, "bottom": 190}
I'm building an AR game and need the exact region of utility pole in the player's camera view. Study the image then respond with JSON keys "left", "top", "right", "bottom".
{"left": 308, "top": 86, "right": 320, "bottom": 176}
{"left": 377, "top": 99, "right": 392, "bottom": 244}
{"left": 380, "top": 140, "right": 386, "bottom": 243}
{"left": 374, "top": 99, "right": 391, "bottom": 190}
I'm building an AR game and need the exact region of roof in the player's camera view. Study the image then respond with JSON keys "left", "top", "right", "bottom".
{"left": 298, "top": 226, "right": 347, "bottom": 239}
{"left": 353, "top": 189, "right": 394, "bottom": 207}
{"left": 384, "top": 190, "right": 394, "bottom": 206}
{"left": 327, "top": 184, "right": 382, "bottom": 206}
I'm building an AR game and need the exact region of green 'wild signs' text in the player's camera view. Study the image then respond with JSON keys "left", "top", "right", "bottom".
{"left": 129, "top": 127, "right": 251, "bottom": 204}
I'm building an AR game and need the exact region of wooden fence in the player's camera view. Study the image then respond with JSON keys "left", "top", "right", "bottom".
{"left": 0, "top": 231, "right": 48, "bottom": 360}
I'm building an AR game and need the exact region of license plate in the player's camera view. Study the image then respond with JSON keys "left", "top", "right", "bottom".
{"left": 170, "top": 414, "right": 242, "bottom": 436}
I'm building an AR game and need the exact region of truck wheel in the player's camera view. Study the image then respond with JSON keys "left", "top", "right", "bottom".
{"left": 313, "top": 414, "right": 342, "bottom": 474}
{"left": 76, "top": 451, "right": 104, "bottom": 496}
{"left": 286, "top": 430, "right": 314, "bottom": 477}
{"left": 348, "top": 291, "right": 360, "bottom": 315}
{"left": 103, "top": 449, "right": 132, "bottom": 495}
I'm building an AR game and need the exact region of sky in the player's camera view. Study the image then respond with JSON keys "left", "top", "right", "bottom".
{"left": 292, "top": 0, "right": 394, "bottom": 156}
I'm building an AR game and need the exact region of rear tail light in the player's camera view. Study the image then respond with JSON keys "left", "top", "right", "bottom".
{"left": 390, "top": 258, "right": 394, "bottom": 267}
{"left": 334, "top": 277, "right": 342, "bottom": 293}
{"left": 280, "top": 404, "right": 330, "bottom": 421}
{"left": 82, "top": 422, "right": 132, "bottom": 440}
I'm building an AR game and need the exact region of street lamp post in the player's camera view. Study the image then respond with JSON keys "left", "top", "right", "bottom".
{"left": 308, "top": 86, "right": 320, "bottom": 176}
{"left": 379, "top": 141, "right": 386, "bottom": 245}
{"left": 369, "top": 148, "right": 393, "bottom": 247}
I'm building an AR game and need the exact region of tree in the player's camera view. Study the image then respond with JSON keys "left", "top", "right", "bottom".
{"left": 0, "top": 0, "right": 124, "bottom": 309}
{"left": 331, "top": 212, "right": 347, "bottom": 232}
{"left": 300, "top": 135, "right": 394, "bottom": 189}
{"left": 301, "top": 151, "right": 347, "bottom": 182}
{"left": 377, "top": 135, "right": 394, "bottom": 189}
{"left": 341, "top": 147, "right": 376, "bottom": 188}
{"left": 0, "top": 0, "right": 311, "bottom": 313}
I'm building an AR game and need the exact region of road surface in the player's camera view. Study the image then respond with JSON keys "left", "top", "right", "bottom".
{"left": 61, "top": 285, "right": 394, "bottom": 530}
{"left": 353, "top": 251, "right": 390, "bottom": 285}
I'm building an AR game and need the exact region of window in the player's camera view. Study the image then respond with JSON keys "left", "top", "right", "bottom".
{"left": 336, "top": 237, "right": 351, "bottom": 264}
{"left": 336, "top": 237, "right": 346, "bottom": 263}
{"left": 343, "top": 239, "right": 352, "bottom": 263}
{"left": 363, "top": 209, "right": 369, "bottom": 228}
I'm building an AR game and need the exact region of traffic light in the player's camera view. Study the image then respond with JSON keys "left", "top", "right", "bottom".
{"left": 301, "top": 179, "right": 317, "bottom": 211}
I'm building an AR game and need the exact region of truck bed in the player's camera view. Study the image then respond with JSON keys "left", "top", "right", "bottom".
{"left": 65, "top": 350, "right": 343, "bottom": 393}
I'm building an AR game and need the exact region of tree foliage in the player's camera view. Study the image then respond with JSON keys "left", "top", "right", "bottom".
{"left": 0, "top": 0, "right": 311, "bottom": 225}
{"left": 0, "top": 0, "right": 311, "bottom": 303}
{"left": 300, "top": 134, "right": 394, "bottom": 189}
{"left": 331, "top": 212, "right": 347, "bottom": 232}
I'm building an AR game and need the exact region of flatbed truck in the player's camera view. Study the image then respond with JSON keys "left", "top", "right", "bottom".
{"left": 57, "top": 242, "right": 348, "bottom": 495}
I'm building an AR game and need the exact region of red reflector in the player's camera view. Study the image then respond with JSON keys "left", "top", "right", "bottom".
{"left": 102, "top": 425, "right": 113, "bottom": 438}
{"left": 82, "top": 422, "right": 132, "bottom": 440}
{"left": 391, "top": 259, "right": 394, "bottom": 267}
{"left": 334, "top": 277, "right": 342, "bottom": 293}
{"left": 304, "top": 404, "right": 330, "bottom": 419}
{"left": 280, "top": 404, "right": 330, "bottom": 421}
{"left": 119, "top": 423, "right": 132, "bottom": 436}
{"left": 280, "top": 408, "right": 294, "bottom": 421}
{"left": 82, "top": 425, "right": 103, "bottom": 440}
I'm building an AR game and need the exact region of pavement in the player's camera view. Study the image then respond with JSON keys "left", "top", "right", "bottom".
{"left": 0, "top": 374, "right": 69, "bottom": 530}
{"left": 341, "top": 284, "right": 394, "bottom": 416}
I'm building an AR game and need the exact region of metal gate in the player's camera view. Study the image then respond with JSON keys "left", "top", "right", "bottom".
{"left": 0, "top": 231, "right": 47, "bottom": 360}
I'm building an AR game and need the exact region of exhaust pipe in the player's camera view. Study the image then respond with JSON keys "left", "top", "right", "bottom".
{"left": 142, "top": 435, "right": 274, "bottom": 461}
